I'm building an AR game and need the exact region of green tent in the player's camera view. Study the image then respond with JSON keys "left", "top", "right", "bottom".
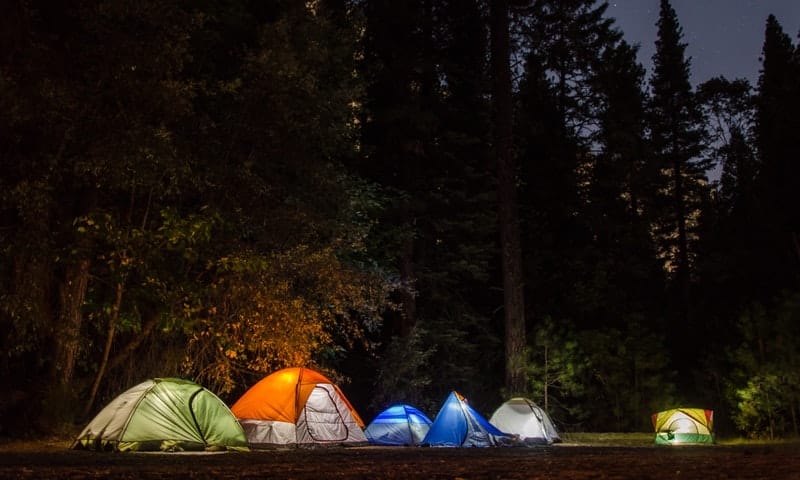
{"left": 652, "top": 408, "right": 714, "bottom": 445}
{"left": 73, "top": 378, "right": 249, "bottom": 452}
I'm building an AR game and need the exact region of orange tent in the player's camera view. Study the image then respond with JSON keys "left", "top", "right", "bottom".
{"left": 232, "top": 367, "right": 366, "bottom": 446}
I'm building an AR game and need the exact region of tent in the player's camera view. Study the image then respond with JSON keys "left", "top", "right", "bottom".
{"left": 364, "top": 404, "right": 432, "bottom": 446}
{"left": 421, "top": 391, "right": 514, "bottom": 447}
{"left": 489, "top": 397, "right": 561, "bottom": 445}
{"left": 231, "top": 367, "right": 367, "bottom": 446}
{"left": 652, "top": 408, "right": 714, "bottom": 445}
{"left": 72, "top": 377, "right": 249, "bottom": 452}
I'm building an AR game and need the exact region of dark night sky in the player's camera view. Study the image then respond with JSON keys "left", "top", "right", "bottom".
{"left": 607, "top": 0, "right": 800, "bottom": 86}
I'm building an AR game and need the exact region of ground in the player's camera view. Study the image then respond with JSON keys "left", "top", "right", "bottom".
{"left": 1, "top": 437, "right": 799, "bottom": 479}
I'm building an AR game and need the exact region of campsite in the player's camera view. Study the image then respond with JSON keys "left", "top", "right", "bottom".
{"left": 5, "top": 3, "right": 800, "bottom": 474}
{"left": 3, "top": 438, "right": 800, "bottom": 479}
{"left": 3, "top": 371, "right": 799, "bottom": 479}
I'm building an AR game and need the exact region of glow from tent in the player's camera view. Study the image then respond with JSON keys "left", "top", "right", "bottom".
{"left": 376, "top": 405, "right": 416, "bottom": 424}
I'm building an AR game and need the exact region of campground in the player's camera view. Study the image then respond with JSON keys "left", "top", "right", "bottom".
{"left": 2, "top": 435, "right": 800, "bottom": 479}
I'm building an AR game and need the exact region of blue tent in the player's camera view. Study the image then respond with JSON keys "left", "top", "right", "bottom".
{"left": 365, "top": 404, "right": 432, "bottom": 446}
{"left": 421, "top": 391, "right": 514, "bottom": 447}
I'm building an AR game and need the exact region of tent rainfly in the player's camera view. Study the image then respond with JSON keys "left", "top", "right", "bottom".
{"left": 72, "top": 377, "right": 249, "bottom": 452}
{"left": 489, "top": 397, "right": 561, "bottom": 445}
{"left": 421, "top": 391, "right": 514, "bottom": 447}
{"left": 365, "top": 404, "right": 433, "bottom": 446}
{"left": 231, "top": 367, "right": 367, "bottom": 446}
{"left": 652, "top": 408, "right": 714, "bottom": 445}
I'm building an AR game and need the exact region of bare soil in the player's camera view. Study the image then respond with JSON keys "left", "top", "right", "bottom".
{"left": 1, "top": 441, "right": 799, "bottom": 479}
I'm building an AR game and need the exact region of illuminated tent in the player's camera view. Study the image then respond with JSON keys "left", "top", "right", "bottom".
{"left": 421, "top": 391, "right": 514, "bottom": 447}
{"left": 72, "top": 378, "right": 249, "bottom": 452}
{"left": 231, "top": 367, "right": 367, "bottom": 446}
{"left": 489, "top": 397, "right": 561, "bottom": 445}
{"left": 652, "top": 408, "right": 714, "bottom": 445}
{"left": 364, "top": 404, "right": 432, "bottom": 446}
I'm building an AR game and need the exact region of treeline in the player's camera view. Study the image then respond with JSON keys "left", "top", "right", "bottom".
{"left": 1, "top": 0, "right": 798, "bottom": 439}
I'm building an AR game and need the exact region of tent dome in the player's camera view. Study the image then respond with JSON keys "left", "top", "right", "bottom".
{"left": 652, "top": 408, "right": 714, "bottom": 445}
{"left": 489, "top": 397, "right": 561, "bottom": 445}
{"left": 73, "top": 378, "right": 249, "bottom": 452}
{"left": 421, "top": 391, "right": 513, "bottom": 447}
{"left": 365, "top": 404, "right": 432, "bottom": 446}
{"left": 232, "top": 367, "right": 366, "bottom": 446}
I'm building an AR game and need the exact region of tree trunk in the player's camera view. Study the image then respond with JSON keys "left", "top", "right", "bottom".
{"left": 52, "top": 258, "right": 91, "bottom": 385}
{"left": 674, "top": 161, "right": 690, "bottom": 328}
{"left": 491, "top": 0, "right": 527, "bottom": 396}
{"left": 543, "top": 344, "right": 549, "bottom": 412}
{"left": 81, "top": 280, "right": 124, "bottom": 419}
{"left": 107, "top": 311, "right": 160, "bottom": 372}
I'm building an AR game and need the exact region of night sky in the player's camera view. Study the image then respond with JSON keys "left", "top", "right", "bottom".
{"left": 608, "top": 0, "right": 800, "bottom": 86}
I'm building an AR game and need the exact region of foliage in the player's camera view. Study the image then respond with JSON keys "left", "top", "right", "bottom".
{"left": 369, "top": 326, "right": 435, "bottom": 413}
{"left": 528, "top": 316, "right": 586, "bottom": 423}
{"left": 727, "top": 295, "right": 800, "bottom": 439}
{"left": 530, "top": 317, "right": 676, "bottom": 432}
{"left": 184, "top": 242, "right": 393, "bottom": 395}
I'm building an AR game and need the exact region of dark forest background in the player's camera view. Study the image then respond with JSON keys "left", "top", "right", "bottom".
{"left": 1, "top": 0, "right": 799, "bottom": 440}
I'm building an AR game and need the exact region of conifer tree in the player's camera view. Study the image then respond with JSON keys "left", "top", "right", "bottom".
{"left": 358, "top": 0, "right": 503, "bottom": 407}
{"left": 646, "top": 0, "right": 709, "bottom": 345}
{"left": 521, "top": 0, "right": 621, "bottom": 141}
{"left": 591, "top": 38, "right": 666, "bottom": 331}
{"left": 694, "top": 77, "right": 759, "bottom": 320}
{"left": 753, "top": 15, "right": 800, "bottom": 295}
{"left": 492, "top": 0, "right": 527, "bottom": 396}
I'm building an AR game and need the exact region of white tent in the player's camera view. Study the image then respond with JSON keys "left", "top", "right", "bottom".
{"left": 489, "top": 397, "right": 560, "bottom": 445}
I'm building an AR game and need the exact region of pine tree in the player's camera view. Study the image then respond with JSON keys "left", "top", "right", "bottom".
{"left": 492, "top": 0, "right": 527, "bottom": 396}
{"left": 358, "top": 0, "right": 504, "bottom": 407}
{"left": 515, "top": 0, "right": 656, "bottom": 334}
{"left": 590, "top": 38, "right": 667, "bottom": 331}
{"left": 694, "top": 77, "right": 759, "bottom": 321}
{"left": 360, "top": 0, "right": 434, "bottom": 337}
{"left": 753, "top": 15, "right": 800, "bottom": 295}
{"left": 520, "top": 0, "right": 621, "bottom": 140}
{"left": 646, "top": 0, "right": 709, "bottom": 345}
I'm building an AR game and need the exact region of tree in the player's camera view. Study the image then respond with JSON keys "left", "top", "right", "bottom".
{"left": 727, "top": 294, "right": 800, "bottom": 438}
{"left": 646, "top": 0, "right": 709, "bottom": 356}
{"left": 589, "top": 38, "right": 667, "bottom": 333}
{"left": 519, "top": 0, "right": 621, "bottom": 141}
{"left": 492, "top": 0, "right": 527, "bottom": 396}
{"left": 696, "top": 77, "right": 756, "bottom": 210}
{"left": 515, "top": 1, "right": 651, "bottom": 334}
{"left": 359, "top": 0, "right": 436, "bottom": 338}
{"left": 178, "top": 0, "right": 395, "bottom": 394}
{"left": 694, "top": 77, "right": 759, "bottom": 342}
{"left": 0, "top": 0, "right": 199, "bottom": 425}
{"left": 0, "top": 0, "right": 398, "bottom": 430}
{"left": 753, "top": 15, "right": 800, "bottom": 295}
{"left": 356, "top": 0, "right": 504, "bottom": 410}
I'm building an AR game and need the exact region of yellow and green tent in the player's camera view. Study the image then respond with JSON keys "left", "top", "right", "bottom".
{"left": 651, "top": 408, "right": 714, "bottom": 445}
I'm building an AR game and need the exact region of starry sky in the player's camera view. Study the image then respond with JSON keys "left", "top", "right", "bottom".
{"left": 607, "top": 0, "right": 800, "bottom": 86}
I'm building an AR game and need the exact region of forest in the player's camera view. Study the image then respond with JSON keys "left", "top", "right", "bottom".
{"left": 1, "top": 0, "right": 799, "bottom": 441}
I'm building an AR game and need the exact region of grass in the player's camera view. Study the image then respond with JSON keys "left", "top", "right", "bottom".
{"left": 560, "top": 432, "right": 800, "bottom": 447}
{"left": 2, "top": 432, "right": 798, "bottom": 452}
{"left": 559, "top": 432, "right": 654, "bottom": 446}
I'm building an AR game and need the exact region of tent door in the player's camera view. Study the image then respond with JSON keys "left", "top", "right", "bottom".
{"left": 303, "top": 385, "right": 349, "bottom": 442}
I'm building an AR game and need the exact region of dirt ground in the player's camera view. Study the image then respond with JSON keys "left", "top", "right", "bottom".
{"left": 1, "top": 441, "right": 800, "bottom": 479}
